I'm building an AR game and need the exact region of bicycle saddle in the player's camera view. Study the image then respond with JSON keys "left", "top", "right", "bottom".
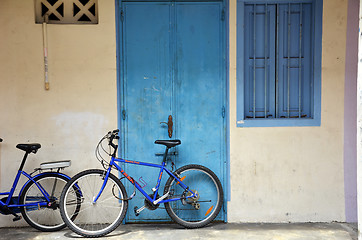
{"left": 154, "top": 140, "right": 181, "bottom": 148}
{"left": 16, "top": 143, "right": 41, "bottom": 153}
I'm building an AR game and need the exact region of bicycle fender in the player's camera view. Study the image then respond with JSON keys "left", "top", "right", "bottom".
{"left": 18, "top": 172, "right": 71, "bottom": 199}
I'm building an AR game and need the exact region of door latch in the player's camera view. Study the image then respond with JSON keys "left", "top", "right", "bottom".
{"left": 160, "top": 115, "right": 173, "bottom": 138}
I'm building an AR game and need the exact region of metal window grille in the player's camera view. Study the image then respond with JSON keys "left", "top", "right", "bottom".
{"left": 244, "top": 2, "right": 313, "bottom": 120}
{"left": 35, "top": 0, "right": 98, "bottom": 24}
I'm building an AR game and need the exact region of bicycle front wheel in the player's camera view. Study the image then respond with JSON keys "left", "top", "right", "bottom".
{"left": 20, "top": 172, "right": 74, "bottom": 232}
{"left": 60, "top": 169, "right": 128, "bottom": 238}
{"left": 164, "top": 164, "right": 223, "bottom": 228}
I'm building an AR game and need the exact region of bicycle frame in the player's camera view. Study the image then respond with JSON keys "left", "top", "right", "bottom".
{"left": 0, "top": 170, "right": 70, "bottom": 210}
{"left": 94, "top": 156, "right": 196, "bottom": 204}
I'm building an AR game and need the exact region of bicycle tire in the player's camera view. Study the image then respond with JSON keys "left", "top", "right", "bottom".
{"left": 60, "top": 169, "right": 128, "bottom": 238}
{"left": 19, "top": 172, "right": 79, "bottom": 232}
{"left": 164, "top": 164, "right": 223, "bottom": 228}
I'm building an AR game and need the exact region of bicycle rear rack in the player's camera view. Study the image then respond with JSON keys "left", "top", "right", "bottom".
{"left": 40, "top": 160, "right": 71, "bottom": 170}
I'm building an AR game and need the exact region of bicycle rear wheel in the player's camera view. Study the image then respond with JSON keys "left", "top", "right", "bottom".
{"left": 20, "top": 172, "right": 77, "bottom": 232}
{"left": 60, "top": 169, "right": 128, "bottom": 238}
{"left": 164, "top": 164, "right": 223, "bottom": 228}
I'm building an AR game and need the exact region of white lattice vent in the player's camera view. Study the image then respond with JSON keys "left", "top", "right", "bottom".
{"left": 35, "top": 0, "right": 98, "bottom": 24}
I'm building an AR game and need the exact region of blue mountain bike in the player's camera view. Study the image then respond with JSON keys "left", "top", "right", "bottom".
{"left": 0, "top": 138, "right": 80, "bottom": 231}
{"left": 60, "top": 129, "right": 223, "bottom": 237}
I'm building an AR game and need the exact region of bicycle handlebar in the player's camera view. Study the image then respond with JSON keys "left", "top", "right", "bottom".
{"left": 107, "top": 129, "right": 119, "bottom": 156}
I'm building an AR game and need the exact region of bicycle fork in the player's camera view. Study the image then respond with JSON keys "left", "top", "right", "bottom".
{"left": 93, "top": 169, "right": 112, "bottom": 204}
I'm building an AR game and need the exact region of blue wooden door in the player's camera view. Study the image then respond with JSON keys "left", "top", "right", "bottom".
{"left": 118, "top": 1, "right": 226, "bottom": 223}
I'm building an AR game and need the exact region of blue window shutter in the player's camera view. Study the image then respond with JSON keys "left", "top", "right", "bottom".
{"left": 244, "top": 4, "right": 276, "bottom": 119}
{"left": 237, "top": 0, "right": 322, "bottom": 127}
{"left": 277, "top": 3, "right": 313, "bottom": 118}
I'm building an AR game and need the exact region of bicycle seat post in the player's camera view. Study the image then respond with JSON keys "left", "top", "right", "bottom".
{"left": 18, "top": 152, "right": 29, "bottom": 172}
{"left": 162, "top": 147, "right": 170, "bottom": 163}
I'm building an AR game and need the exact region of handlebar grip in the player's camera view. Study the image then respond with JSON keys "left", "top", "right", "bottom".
{"left": 113, "top": 129, "right": 119, "bottom": 134}
{"left": 0, "top": 138, "right": 3, "bottom": 142}
{"left": 108, "top": 133, "right": 118, "bottom": 157}
{"left": 109, "top": 133, "right": 117, "bottom": 147}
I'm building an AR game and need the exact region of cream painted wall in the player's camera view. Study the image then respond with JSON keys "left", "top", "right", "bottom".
{"left": 228, "top": 0, "right": 348, "bottom": 222}
{"left": 0, "top": 0, "right": 349, "bottom": 227}
{"left": 0, "top": 0, "right": 117, "bottom": 227}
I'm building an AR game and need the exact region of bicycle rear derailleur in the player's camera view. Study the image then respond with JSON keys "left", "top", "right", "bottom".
{"left": 182, "top": 189, "right": 200, "bottom": 210}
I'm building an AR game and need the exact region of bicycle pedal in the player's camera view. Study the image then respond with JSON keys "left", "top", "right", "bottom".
{"left": 13, "top": 215, "right": 21, "bottom": 222}
{"left": 134, "top": 205, "right": 146, "bottom": 216}
{"left": 134, "top": 207, "right": 140, "bottom": 216}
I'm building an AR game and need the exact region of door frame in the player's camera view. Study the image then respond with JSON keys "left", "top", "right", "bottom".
{"left": 114, "top": 0, "right": 231, "bottom": 220}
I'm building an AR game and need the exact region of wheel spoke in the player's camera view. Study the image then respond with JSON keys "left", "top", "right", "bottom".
{"left": 60, "top": 170, "right": 128, "bottom": 238}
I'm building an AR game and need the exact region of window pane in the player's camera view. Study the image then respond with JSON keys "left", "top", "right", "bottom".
{"left": 277, "top": 3, "right": 312, "bottom": 118}
{"left": 244, "top": 4, "right": 276, "bottom": 118}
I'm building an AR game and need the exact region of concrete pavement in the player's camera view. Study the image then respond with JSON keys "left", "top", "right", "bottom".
{"left": 0, "top": 222, "right": 357, "bottom": 240}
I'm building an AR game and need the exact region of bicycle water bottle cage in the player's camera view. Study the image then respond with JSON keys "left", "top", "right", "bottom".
{"left": 16, "top": 143, "right": 41, "bottom": 154}
{"left": 154, "top": 140, "right": 181, "bottom": 148}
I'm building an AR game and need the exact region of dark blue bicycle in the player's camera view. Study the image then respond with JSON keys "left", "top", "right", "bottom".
{"left": 0, "top": 138, "right": 80, "bottom": 231}
{"left": 60, "top": 129, "right": 223, "bottom": 237}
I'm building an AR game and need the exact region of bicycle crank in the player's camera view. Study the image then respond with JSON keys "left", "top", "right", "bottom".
{"left": 134, "top": 206, "right": 146, "bottom": 216}
{"left": 134, "top": 193, "right": 161, "bottom": 217}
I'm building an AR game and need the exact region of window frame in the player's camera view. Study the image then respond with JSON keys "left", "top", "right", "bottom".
{"left": 236, "top": 0, "right": 322, "bottom": 127}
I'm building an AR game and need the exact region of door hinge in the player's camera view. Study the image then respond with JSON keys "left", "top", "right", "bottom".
{"left": 222, "top": 106, "right": 226, "bottom": 118}
{"left": 122, "top": 109, "right": 126, "bottom": 120}
{"left": 120, "top": 10, "right": 124, "bottom": 22}
{"left": 221, "top": 8, "right": 225, "bottom": 21}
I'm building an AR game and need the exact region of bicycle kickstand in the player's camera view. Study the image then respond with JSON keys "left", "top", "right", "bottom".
{"left": 12, "top": 214, "right": 21, "bottom": 222}
{"left": 5, "top": 207, "right": 22, "bottom": 222}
